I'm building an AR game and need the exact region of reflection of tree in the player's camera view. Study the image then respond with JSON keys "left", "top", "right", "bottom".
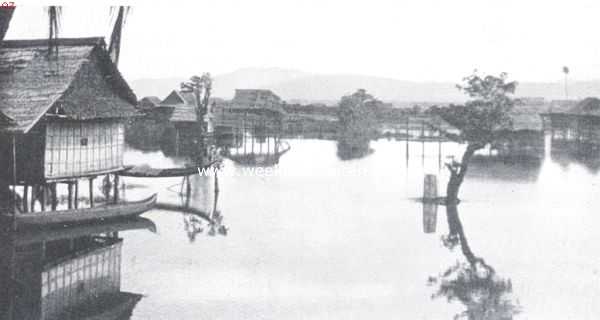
{"left": 428, "top": 204, "right": 520, "bottom": 320}
{"left": 179, "top": 174, "right": 228, "bottom": 242}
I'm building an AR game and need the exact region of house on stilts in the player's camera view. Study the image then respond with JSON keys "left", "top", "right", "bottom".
{"left": 215, "top": 89, "right": 289, "bottom": 166}
{"left": 0, "top": 37, "right": 138, "bottom": 214}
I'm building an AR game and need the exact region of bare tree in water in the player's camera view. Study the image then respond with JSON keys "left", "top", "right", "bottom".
{"left": 436, "top": 72, "right": 517, "bottom": 203}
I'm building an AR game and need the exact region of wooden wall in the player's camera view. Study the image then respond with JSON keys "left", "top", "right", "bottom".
{"left": 44, "top": 119, "right": 125, "bottom": 180}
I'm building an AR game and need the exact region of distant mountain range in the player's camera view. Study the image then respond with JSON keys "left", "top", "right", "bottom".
{"left": 130, "top": 67, "right": 600, "bottom": 106}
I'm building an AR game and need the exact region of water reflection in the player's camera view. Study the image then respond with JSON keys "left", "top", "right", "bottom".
{"left": 153, "top": 174, "right": 227, "bottom": 242}
{"left": 0, "top": 217, "right": 155, "bottom": 320}
{"left": 336, "top": 137, "right": 373, "bottom": 160}
{"left": 427, "top": 204, "right": 521, "bottom": 319}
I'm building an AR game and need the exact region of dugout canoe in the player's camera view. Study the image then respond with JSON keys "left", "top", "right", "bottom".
{"left": 1, "top": 194, "right": 157, "bottom": 227}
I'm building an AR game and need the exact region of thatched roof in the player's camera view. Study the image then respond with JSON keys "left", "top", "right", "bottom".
{"left": 567, "top": 97, "right": 600, "bottom": 116}
{"left": 0, "top": 37, "right": 138, "bottom": 133}
{"left": 231, "top": 89, "right": 286, "bottom": 114}
{"left": 139, "top": 96, "right": 161, "bottom": 106}
{"left": 160, "top": 90, "right": 198, "bottom": 122}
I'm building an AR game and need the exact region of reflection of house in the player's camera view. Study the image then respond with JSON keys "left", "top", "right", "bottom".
{"left": 0, "top": 38, "right": 138, "bottom": 211}
{"left": 0, "top": 218, "right": 154, "bottom": 320}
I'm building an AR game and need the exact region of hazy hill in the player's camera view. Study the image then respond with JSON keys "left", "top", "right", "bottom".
{"left": 130, "top": 68, "right": 600, "bottom": 104}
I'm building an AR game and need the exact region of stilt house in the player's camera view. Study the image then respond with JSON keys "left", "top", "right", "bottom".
{"left": 0, "top": 38, "right": 138, "bottom": 193}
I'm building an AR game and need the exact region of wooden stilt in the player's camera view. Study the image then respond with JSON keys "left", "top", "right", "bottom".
{"left": 40, "top": 184, "right": 46, "bottom": 212}
{"left": 67, "top": 182, "right": 73, "bottom": 210}
{"left": 113, "top": 174, "right": 119, "bottom": 203}
{"left": 30, "top": 185, "right": 36, "bottom": 213}
{"left": 89, "top": 177, "right": 95, "bottom": 208}
{"left": 74, "top": 180, "right": 79, "bottom": 209}
{"left": 51, "top": 183, "right": 57, "bottom": 211}
{"left": 23, "top": 185, "right": 28, "bottom": 213}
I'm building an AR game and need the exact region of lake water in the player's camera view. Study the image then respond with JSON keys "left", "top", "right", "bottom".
{"left": 4, "top": 138, "right": 600, "bottom": 319}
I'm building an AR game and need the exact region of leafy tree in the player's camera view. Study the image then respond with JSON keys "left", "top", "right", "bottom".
{"left": 181, "top": 73, "right": 213, "bottom": 162}
{"left": 336, "top": 89, "right": 378, "bottom": 160}
{"left": 436, "top": 72, "right": 517, "bottom": 202}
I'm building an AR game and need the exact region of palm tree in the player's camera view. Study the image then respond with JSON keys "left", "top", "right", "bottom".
{"left": 0, "top": 6, "right": 15, "bottom": 42}
{"left": 47, "top": 6, "right": 61, "bottom": 56}
{"left": 563, "top": 66, "right": 570, "bottom": 100}
{"left": 108, "top": 6, "right": 131, "bottom": 66}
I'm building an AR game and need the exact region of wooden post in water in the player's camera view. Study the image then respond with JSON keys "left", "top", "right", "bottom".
{"left": 423, "top": 174, "right": 438, "bottom": 201}
{"left": 89, "top": 177, "right": 95, "bottom": 208}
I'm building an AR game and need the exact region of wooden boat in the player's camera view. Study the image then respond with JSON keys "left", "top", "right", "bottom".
{"left": 120, "top": 159, "right": 222, "bottom": 178}
{"left": 1, "top": 193, "right": 157, "bottom": 227}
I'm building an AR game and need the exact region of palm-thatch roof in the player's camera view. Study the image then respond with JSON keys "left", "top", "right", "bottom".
{"left": 566, "top": 97, "right": 600, "bottom": 117}
{"left": 159, "top": 90, "right": 198, "bottom": 123}
{"left": 231, "top": 89, "right": 286, "bottom": 114}
{"left": 0, "top": 37, "right": 138, "bottom": 133}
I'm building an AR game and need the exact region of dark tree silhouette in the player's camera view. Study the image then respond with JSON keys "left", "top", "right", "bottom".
{"left": 436, "top": 72, "right": 518, "bottom": 203}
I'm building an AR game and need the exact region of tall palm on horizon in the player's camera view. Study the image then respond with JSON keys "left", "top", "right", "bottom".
{"left": 563, "top": 66, "right": 570, "bottom": 100}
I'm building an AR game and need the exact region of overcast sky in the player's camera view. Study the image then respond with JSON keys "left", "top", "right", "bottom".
{"left": 6, "top": 0, "right": 600, "bottom": 83}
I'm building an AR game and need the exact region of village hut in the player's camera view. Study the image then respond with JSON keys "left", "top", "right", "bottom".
{"left": 137, "top": 96, "right": 161, "bottom": 110}
{"left": 157, "top": 90, "right": 213, "bottom": 156}
{"left": 0, "top": 37, "right": 138, "bottom": 213}
{"left": 542, "top": 97, "right": 600, "bottom": 150}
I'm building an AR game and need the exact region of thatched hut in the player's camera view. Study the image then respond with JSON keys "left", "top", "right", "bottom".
{"left": 542, "top": 97, "right": 600, "bottom": 151}
{"left": 0, "top": 37, "right": 138, "bottom": 212}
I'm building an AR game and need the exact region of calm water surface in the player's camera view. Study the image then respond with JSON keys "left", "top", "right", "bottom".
{"left": 8, "top": 138, "right": 597, "bottom": 319}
